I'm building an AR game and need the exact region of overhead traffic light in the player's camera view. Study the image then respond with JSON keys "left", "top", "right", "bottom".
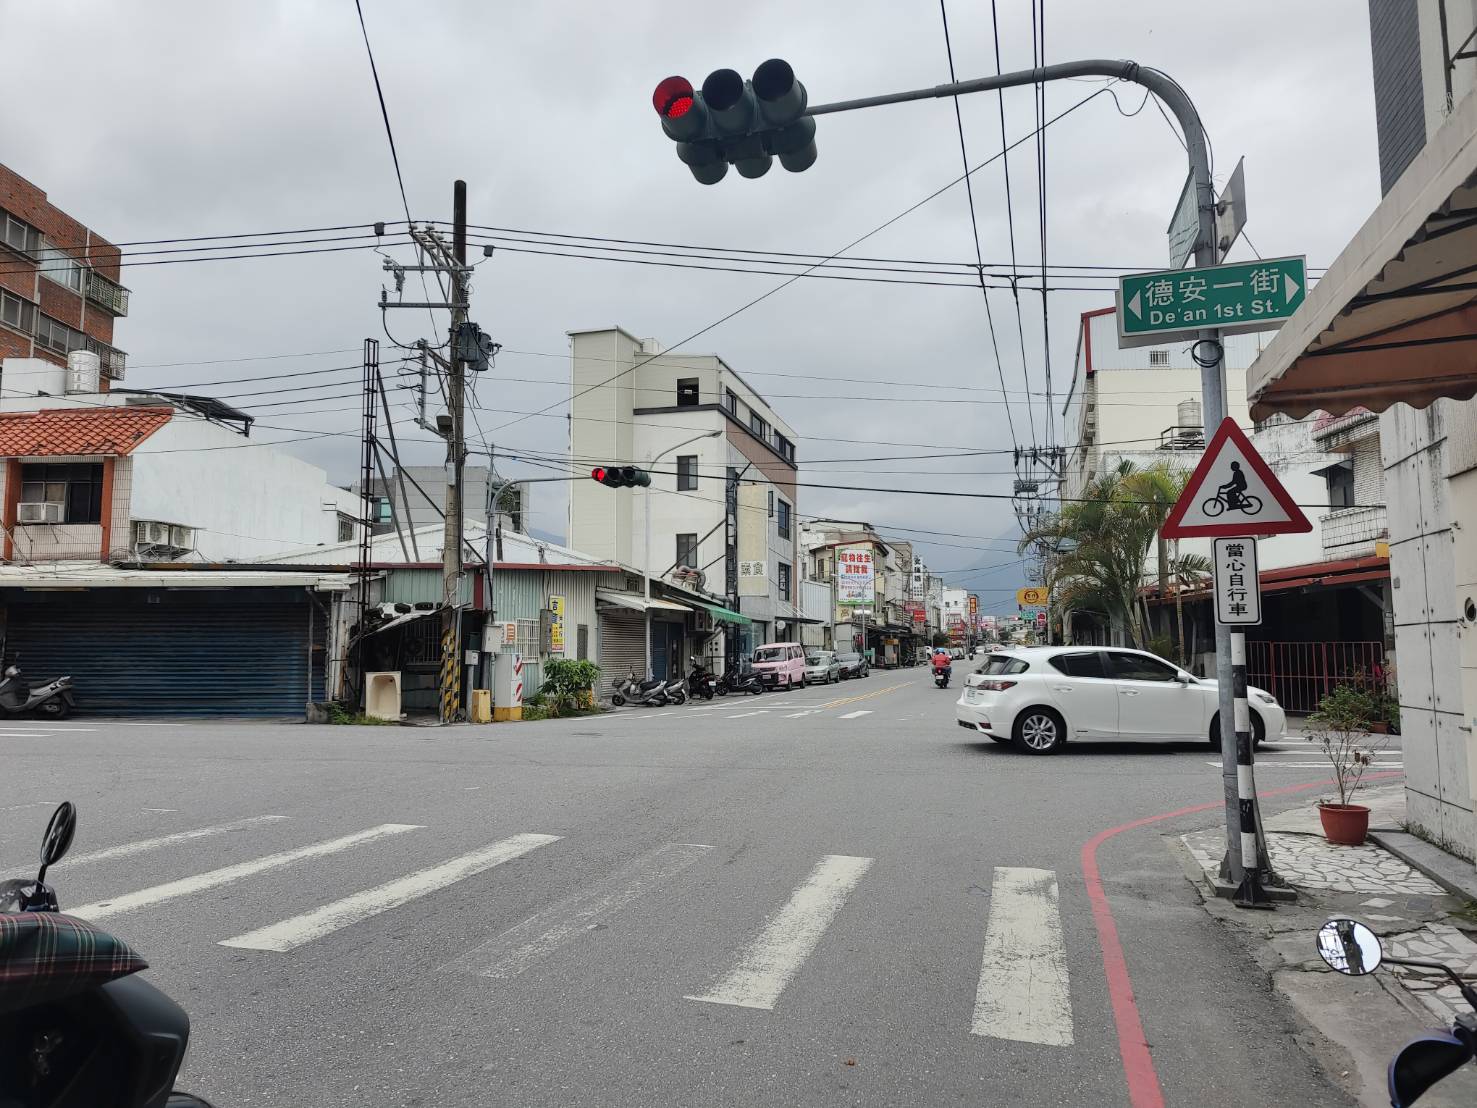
{"left": 652, "top": 59, "right": 817, "bottom": 185}
{"left": 591, "top": 465, "right": 651, "bottom": 489}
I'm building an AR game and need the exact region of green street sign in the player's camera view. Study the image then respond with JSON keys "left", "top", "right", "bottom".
{"left": 1117, "top": 255, "right": 1306, "bottom": 346}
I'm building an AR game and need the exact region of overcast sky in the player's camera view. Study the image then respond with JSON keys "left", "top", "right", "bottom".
{"left": 3, "top": 1, "right": 1379, "bottom": 612}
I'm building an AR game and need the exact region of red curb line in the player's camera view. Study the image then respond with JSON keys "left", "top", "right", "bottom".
{"left": 1081, "top": 770, "right": 1403, "bottom": 1108}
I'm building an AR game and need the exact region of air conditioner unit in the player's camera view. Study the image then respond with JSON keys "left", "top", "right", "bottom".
{"left": 693, "top": 610, "right": 713, "bottom": 633}
{"left": 18, "top": 502, "right": 63, "bottom": 524}
{"left": 133, "top": 520, "right": 172, "bottom": 546}
{"left": 169, "top": 525, "right": 195, "bottom": 549}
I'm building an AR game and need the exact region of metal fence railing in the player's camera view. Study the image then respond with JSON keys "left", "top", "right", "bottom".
{"left": 1245, "top": 640, "right": 1388, "bottom": 715}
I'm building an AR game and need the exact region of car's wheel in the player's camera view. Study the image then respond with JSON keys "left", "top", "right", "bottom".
{"left": 1208, "top": 711, "right": 1265, "bottom": 751}
{"left": 1012, "top": 708, "right": 1065, "bottom": 754}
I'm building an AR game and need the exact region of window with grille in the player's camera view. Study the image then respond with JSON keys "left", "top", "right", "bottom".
{"left": 337, "top": 513, "right": 355, "bottom": 542}
{"left": 1148, "top": 349, "right": 1170, "bottom": 366}
{"left": 676, "top": 454, "right": 697, "bottom": 491}
{"left": 516, "top": 618, "right": 539, "bottom": 657}
{"left": 20, "top": 462, "right": 104, "bottom": 523}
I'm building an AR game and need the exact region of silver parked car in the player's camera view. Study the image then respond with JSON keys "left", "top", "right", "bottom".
{"left": 803, "top": 649, "right": 844, "bottom": 685}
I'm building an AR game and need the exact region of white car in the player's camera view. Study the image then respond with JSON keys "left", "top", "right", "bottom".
{"left": 955, "top": 646, "right": 1287, "bottom": 754}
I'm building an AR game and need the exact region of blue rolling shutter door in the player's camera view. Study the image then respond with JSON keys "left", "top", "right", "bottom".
{"left": 6, "top": 589, "right": 313, "bottom": 717}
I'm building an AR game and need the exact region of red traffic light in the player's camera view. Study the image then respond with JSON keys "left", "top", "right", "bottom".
{"left": 591, "top": 466, "right": 609, "bottom": 483}
{"left": 653, "top": 76, "right": 695, "bottom": 119}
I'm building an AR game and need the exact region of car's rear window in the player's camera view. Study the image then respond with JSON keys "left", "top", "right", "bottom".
{"left": 977, "top": 655, "right": 1029, "bottom": 676}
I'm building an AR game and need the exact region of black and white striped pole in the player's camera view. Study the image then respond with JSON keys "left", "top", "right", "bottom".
{"left": 1231, "top": 629, "right": 1272, "bottom": 908}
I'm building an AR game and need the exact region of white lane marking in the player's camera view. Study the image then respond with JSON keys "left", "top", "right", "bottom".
{"left": 1204, "top": 760, "right": 1403, "bottom": 769}
{"left": 220, "top": 832, "right": 560, "bottom": 952}
{"left": 0, "top": 726, "right": 95, "bottom": 732}
{"left": 141, "top": 808, "right": 178, "bottom": 813}
{"left": 450, "top": 842, "right": 712, "bottom": 979}
{"left": 686, "top": 854, "right": 873, "bottom": 1010}
{"left": 63, "top": 815, "right": 289, "bottom": 867}
{"left": 784, "top": 710, "right": 817, "bottom": 719}
{"left": 972, "top": 867, "right": 1073, "bottom": 1046}
{"left": 71, "top": 823, "right": 420, "bottom": 922}
{"left": 728, "top": 710, "right": 770, "bottom": 719}
{"left": 838, "top": 710, "right": 873, "bottom": 720}
{"left": 0, "top": 800, "right": 59, "bottom": 812}
{"left": 0, "top": 733, "right": 50, "bottom": 738}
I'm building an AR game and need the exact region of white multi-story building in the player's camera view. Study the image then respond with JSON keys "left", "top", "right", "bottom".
{"left": 567, "top": 327, "right": 802, "bottom": 656}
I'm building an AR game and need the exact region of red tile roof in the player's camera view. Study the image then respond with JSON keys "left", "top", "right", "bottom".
{"left": 0, "top": 406, "right": 172, "bottom": 458}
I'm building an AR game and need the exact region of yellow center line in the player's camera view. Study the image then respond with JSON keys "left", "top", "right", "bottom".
{"left": 817, "top": 681, "right": 913, "bottom": 710}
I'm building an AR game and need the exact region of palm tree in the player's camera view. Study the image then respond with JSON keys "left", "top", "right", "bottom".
{"left": 1021, "top": 460, "right": 1202, "bottom": 651}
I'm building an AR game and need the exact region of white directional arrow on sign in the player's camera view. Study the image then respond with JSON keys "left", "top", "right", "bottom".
{"left": 1284, "top": 272, "right": 1300, "bottom": 302}
{"left": 1127, "top": 290, "right": 1142, "bottom": 319}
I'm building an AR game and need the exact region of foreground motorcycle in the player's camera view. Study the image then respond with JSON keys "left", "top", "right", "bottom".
{"left": 0, "top": 802, "right": 214, "bottom": 1106}
{"left": 1317, "top": 917, "right": 1477, "bottom": 1106}
{"left": 610, "top": 671, "right": 672, "bottom": 708}
{"left": 934, "top": 664, "right": 951, "bottom": 689}
{"left": 0, "top": 659, "right": 75, "bottom": 720}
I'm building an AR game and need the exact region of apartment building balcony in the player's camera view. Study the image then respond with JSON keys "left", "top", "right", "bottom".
{"left": 1320, "top": 504, "right": 1388, "bottom": 559}
{"left": 84, "top": 336, "right": 127, "bottom": 380}
{"left": 85, "top": 270, "right": 130, "bottom": 318}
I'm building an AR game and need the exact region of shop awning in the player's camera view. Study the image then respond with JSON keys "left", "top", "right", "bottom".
{"left": 1249, "top": 88, "right": 1477, "bottom": 420}
{"left": 691, "top": 599, "right": 751, "bottom": 625}
{"left": 595, "top": 588, "right": 693, "bottom": 614}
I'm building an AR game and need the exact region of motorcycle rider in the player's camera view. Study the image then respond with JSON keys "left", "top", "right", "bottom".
{"left": 931, "top": 646, "right": 952, "bottom": 681}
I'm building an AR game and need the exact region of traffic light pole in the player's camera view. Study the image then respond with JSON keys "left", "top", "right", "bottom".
{"left": 799, "top": 59, "right": 1256, "bottom": 890}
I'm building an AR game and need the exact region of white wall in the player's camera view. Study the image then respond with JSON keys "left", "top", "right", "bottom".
{"left": 130, "top": 416, "right": 357, "bottom": 562}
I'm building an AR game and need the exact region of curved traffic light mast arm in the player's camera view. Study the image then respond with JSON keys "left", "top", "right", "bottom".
{"left": 810, "top": 57, "right": 1244, "bottom": 887}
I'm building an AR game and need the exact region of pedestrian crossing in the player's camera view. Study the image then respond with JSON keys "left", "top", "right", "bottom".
{"left": 53, "top": 814, "right": 1077, "bottom": 1047}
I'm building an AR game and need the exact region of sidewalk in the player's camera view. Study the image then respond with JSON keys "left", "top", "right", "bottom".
{"left": 1174, "top": 783, "right": 1477, "bottom": 1107}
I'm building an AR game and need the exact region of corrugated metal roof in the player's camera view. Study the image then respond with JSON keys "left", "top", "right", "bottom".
{"left": 0, "top": 406, "right": 172, "bottom": 457}
{"left": 266, "top": 521, "right": 617, "bottom": 571}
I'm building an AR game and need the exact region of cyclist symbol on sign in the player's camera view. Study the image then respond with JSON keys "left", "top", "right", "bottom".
{"left": 1203, "top": 461, "right": 1263, "bottom": 517}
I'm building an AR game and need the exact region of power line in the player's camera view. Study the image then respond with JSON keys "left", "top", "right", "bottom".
{"left": 492, "top": 85, "right": 1116, "bottom": 440}
{"left": 939, "top": 0, "right": 1021, "bottom": 458}
{"left": 352, "top": 0, "right": 414, "bottom": 228}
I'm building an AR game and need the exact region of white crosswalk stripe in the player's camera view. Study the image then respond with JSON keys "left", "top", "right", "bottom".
{"left": 972, "top": 867, "right": 1073, "bottom": 1045}
{"left": 449, "top": 842, "right": 712, "bottom": 979}
{"left": 219, "top": 833, "right": 561, "bottom": 952}
{"left": 686, "top": 854, "right": 873, "bottom": 1011}
{"left": 63, "top": 815, "right": 289, "bottom": 867}
{"left": 71, "top": 823, "right": 421, "bottom": 922}
{"left": 838, "top": 710, "right": 872, "bottom": 720}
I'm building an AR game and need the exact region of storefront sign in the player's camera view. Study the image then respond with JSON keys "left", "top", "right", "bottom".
{"left": 549, "top": 595, "right": 566, "bottom": 654}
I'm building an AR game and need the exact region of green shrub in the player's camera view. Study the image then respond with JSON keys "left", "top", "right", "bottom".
{"left": 540, "top": 658, "right": 600, "bottom": 715}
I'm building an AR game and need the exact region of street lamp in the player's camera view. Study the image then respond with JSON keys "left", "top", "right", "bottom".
{"left": 645, "top": 430, "right": 722, "bottom": 678}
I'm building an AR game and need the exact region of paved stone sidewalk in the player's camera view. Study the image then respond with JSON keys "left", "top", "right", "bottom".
{"left": 1181, "top": 826, "right": 1446, "bottom": 896}
{"left": 1383, "top": 922, "right": 1477, "bottom": 1025}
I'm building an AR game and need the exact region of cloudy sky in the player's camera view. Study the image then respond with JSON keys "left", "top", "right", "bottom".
{"left": 3, "top": 1, "right": 1378, "bottom": 612}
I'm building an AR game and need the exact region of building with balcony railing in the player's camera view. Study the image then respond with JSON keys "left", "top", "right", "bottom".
{"left": 0, "top": 162, "right": 129, "bottom": 382}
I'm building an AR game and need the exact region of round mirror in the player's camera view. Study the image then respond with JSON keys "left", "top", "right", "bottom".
{"left": 1317, "top": 918, "right": 1383, "bottom": 975}
{"left": 40, "top": 801, "right": 76, "bottom": 868}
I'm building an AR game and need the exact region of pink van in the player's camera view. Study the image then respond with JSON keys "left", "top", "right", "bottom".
{"left": 750, "top": 642, "right": 806, "bottom": 690}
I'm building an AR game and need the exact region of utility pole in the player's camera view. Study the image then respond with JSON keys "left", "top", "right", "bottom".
{"left": 437, "top": 180, "right": 468, "bottom": 724}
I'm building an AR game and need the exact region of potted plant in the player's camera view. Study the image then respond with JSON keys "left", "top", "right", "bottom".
{"left": 1305, "top": 683, "right": 1387, "bottom": 845}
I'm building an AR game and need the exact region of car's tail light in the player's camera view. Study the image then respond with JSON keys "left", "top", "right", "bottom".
{"left": 977, "top": 680, "right": 1017, "bottom": 692}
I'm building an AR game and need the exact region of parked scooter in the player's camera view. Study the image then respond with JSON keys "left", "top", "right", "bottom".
{"left": 688, "top": 662, "right": 717, "bottom": 701}
{"left": 0, "top": 658, "right": 75, "bottom": 720}
{"left": 1317, "top": 917, "right": 1477, "bottom": 1106}
{"left": 0, "top": 802, "right": 216, "bottom": 1106}
{"left": 719, "top": 661, "right": 765, "bottom": 696}
{"left": 663, "top": 675, "right": 689, "bottom": 706}
{"left": 611, "top": 670, "right": 671, "bottom": 708}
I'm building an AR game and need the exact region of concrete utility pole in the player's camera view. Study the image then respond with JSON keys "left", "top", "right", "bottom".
{"left": 797, "top": 59, "right": 1252, "bottom": 886}
{"left": 437, "top": 180, "right": 469, "bottom": 724}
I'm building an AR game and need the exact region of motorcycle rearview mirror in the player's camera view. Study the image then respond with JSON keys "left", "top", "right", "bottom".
{"left": 1316, "top": 918, "right": 1383, "bottom": 976}
{"left": 37, "top": 801, "right": 77, "bottom": 883}
{"left": 1389, "top": 1033, "right": 1476, "bottom": 1108}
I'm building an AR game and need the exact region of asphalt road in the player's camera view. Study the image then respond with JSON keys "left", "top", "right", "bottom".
{"left": 0, "top": 675, "right": 1384, "bottom": 1107}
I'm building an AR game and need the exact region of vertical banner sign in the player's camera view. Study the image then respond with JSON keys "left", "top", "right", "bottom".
{"left": 548, "top": 595, "right": 566, "bottom": 654}
{"left": 1213, "top": 539, "right": 1261, "bottom": 625}
{"left": 736, "top": 484, "right": 769, "bottom": 597}
{"left": 836, "top": 546, "right": 875, "bottom": 606}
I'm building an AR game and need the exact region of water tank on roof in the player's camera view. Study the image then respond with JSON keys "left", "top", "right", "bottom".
{"left": 66, "top": 351, "right": 101, "bottom": 394}
{"left": 1177, "top": 397, "right": 1202, "bottom": 429}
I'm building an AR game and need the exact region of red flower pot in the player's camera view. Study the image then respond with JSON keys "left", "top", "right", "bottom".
{"left": 1318, "top": 803, "right": 1371, "bottom": 846}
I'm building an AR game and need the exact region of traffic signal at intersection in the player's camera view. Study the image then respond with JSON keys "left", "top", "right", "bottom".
{"left": 652, "top": 59, "right": 817, "bottom": 185}
{"left": 591, "top": 465, "right": 652, "bottom": 488}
